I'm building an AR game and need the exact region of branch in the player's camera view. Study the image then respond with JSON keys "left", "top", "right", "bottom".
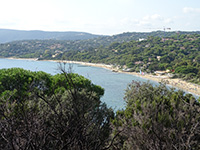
{"left": 103, "top": 130, "right": 123, "bottom": 150}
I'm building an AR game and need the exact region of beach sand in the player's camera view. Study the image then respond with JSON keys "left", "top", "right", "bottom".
{"left": 7, "top": 57, "right": 39, "bottom": 61}
{"left": 60, "top": 60, "right": 200, "bottom": 96}
{"left": 127, "top": 72, "right": 200, "bottom": 96}
{"left": 6, "top": 58, "right": 200, "bottom": 97}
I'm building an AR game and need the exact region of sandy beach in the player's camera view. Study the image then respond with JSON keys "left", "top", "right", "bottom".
{"left": 59, "top": 60, "right": 200, "bottom": 96}
{"left": 5, "top": 58, "right": 200, "bottom": 97}
{"left": 127, "top": 72, "right": 200, "bottom": 96}
{"left": 6, "top": 57, "right": 39, "bottom": 61}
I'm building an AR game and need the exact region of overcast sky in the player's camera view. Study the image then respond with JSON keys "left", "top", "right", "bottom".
{"left": 0, "top": 0, "right": 200, "bottom": 35}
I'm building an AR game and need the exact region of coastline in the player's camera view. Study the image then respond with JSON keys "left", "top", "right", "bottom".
{"left": 5, "top": 57, "right": 200, "bottom": 97}
{"left": 53, "top": 60, "right": 200, "bottom": 97}
{"left": 6, "top": 57, "right": 39, "bottom": 61}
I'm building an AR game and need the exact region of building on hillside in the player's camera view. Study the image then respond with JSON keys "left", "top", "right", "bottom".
{"left": 134, "top": 61, "right": 144, "bottom": 65}
{"left": 157, "top": 56, "right": 161, "bottom": 61}
{"left": 154, "top": 71, "right": 166, "bottom": 76}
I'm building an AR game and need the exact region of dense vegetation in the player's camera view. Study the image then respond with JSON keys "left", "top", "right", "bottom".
{"left": 0, "top": 67, "right": 113, "bottom": 149}
{"left": 62, "top": 34, "right": 200, "bottom": 84}
{"left": 0, "top": 32, "right": 200, "bottom": 81}
{"left": 111, "top": 81, "right": 200, "bottom": 150}
{"left": 63, "top": 34, "right": 200, "bottom": 67}
{"left": 0, "top": 68, "right": 199, "bottom": 150}
{"left": 1, "top": 31, "right": 200, "bottom": 149}
{"left": 0, "top": 31, "right": 199, "bottom": 59}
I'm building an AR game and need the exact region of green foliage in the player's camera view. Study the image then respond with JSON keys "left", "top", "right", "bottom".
{"left": 0, "top": 68, "right": 104, "bottom": 100}
{"left": 0, "top": 67, "right": 113, "bottom": 149}
{"left": 58, "top": 33, "right": 200, "bottom": 84}
{"left": 1, "top": 32, "right": 200, "bottom": 84}
{"left": 0, "top": 67, "right": 200, "bottom": 149}
{"left": 111, "top": 81, "right": 200, "bottom": 150}
{"left": 175, "top": 66, "right": 199, "bottom": 74}
{"left": 52, "top": 73, "right": 104, "bottom": 97}
{"left": 0, "top": 68, "right": 52, "bottom": 102}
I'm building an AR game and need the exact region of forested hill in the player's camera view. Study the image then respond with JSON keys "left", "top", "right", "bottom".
{"left": 0, "top": 31, "right": 200, "bottom": 83}
{"left": 1, "top": 29, "right": 200, "bottom": 44}
{"left": 0, "top": 30, "right": 199, "bottom": 57}
{"left": 1, "top": 31, "right": 200, "bottom": 149}
{"left": 94, "top": 30, "right": 200, "bottom": 44}
{"left": 0, "top": 29, "right": 102, "bottom": 43}
{"left": 65, "top": 33, "right": 200, "bottom": 84}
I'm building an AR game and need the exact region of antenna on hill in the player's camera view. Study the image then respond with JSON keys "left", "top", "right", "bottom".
{"left": 163, "top": 27, "right": 171, "bottom": 31}
{"left": 162, "top": 27, "right": 171, "bottom": 41}
{"left": 144, "top": 27, "right": 171, "bottom": 41}
{"left": 176, "top": 31, "right": 180, "bottom": 40}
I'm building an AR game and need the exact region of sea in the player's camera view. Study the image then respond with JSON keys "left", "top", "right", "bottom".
{"left": 0, "top": 58, "right": 194, "bottom": 111}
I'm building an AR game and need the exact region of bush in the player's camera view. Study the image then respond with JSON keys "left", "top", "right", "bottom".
{"left": 175, "top": 66, "right": 198, "bottom": 74}
{"left": 0, "top": 68, "right": 114, "bottom": 150}
{"left": 111, "top": 81, "right": 200, "bottom": 150}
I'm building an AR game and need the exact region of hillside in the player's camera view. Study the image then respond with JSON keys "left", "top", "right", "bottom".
{"left": 0, "top": 30, "right": 199, "bottom": 58}
{"left": 64, "top": 34, "right": 200, "bottom": 84}
{"left": 0, "top": 29, "right": 102, "bottom": 43}
{"left": 0, "top": 31, "right": 200, "bottom": 84}
{"left": 1, "top": 29, "right": 200, "bottom": 44}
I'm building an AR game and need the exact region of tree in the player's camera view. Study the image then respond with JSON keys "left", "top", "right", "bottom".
{"left": 175, "top": 66, "right": 199, "bottom": 74}
{"left": 111, "top": 81, "right": 200, "bottom": 150}
{"left": 0, "top": 68, "right": 52, "bottom": 102}
{"left": 0, "top": 67, "right": 114, "bottom": 150}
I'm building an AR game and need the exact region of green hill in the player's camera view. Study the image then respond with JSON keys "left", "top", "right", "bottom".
{"left": 0, "top": 29, "right": 102, "bottom": 43}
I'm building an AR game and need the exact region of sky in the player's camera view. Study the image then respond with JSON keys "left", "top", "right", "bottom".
{"left": 0, "top": 0, "right": 200, "bottom": 35}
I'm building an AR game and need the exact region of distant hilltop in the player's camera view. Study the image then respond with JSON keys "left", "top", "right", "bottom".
{"left": 0, "top": 29, "right": 102, "bottom": 43}
{"left": 0, "top": 28, "right": 200, "bottom": 44}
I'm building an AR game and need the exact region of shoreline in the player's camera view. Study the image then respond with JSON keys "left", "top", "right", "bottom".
{"left": 49, "top": 59, "right": 200, "bottom": 97}
{"left": 6, "top": 57, "right": 39, "bottom": 61}
{"left": 5, "top": 57, "right": 200, "bottom": 97}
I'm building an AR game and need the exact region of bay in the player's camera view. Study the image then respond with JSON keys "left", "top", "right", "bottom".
{"left": 0, "top": 58, "right": 159, "bottom": 111}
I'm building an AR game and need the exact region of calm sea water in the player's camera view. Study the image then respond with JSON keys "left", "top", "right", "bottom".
{"left": 0, "top": 58, "right": 159, "bottom": 111}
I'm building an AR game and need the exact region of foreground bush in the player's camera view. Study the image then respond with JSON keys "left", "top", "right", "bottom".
{"left": 1, "top": 68, "right": 200, "bottom": 150}
{"left": 111, "top": 81, "right": 200, "bottom": 150}
{"left": 0, "top": 68, "right": 113, "bottom": 150}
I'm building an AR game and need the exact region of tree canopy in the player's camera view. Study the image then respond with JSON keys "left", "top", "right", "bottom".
{"left": 0, "top": 68, "right": 113, "bottom": 150}
{"left": 0, "top": 68, "right": 199, "bottom": 149}
{"left": 0, "top": 32, "right": 200, "bottom": 83}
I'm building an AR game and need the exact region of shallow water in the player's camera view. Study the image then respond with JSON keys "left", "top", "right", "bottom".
{"left": 0, "top": 58, "right": 170, "bottom": 111}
